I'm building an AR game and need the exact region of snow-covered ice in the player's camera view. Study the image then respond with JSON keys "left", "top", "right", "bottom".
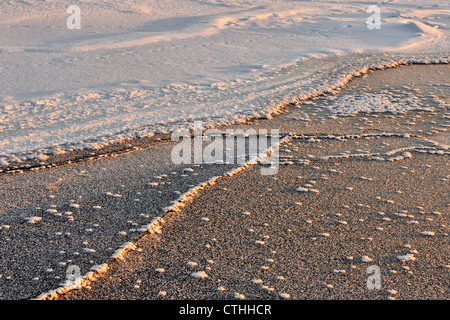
{"left": 0, "top": 0, "right": 449, "bottom": 166}
{"left": 0, "top": 0, "right": 449, "bottom": 300}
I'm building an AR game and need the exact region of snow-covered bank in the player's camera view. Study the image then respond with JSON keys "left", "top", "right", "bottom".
{"left": 0, "top": 0, "right": 449, "bottom": 166}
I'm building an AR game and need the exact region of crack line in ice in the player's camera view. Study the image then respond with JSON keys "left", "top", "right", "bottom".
{"left": 34, "top": 133, "right": 289, "bottom": 300}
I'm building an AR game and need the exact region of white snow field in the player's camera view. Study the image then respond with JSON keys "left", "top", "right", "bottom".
{"left": 0, "top": 0, "right": 449, "bottom": 166}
